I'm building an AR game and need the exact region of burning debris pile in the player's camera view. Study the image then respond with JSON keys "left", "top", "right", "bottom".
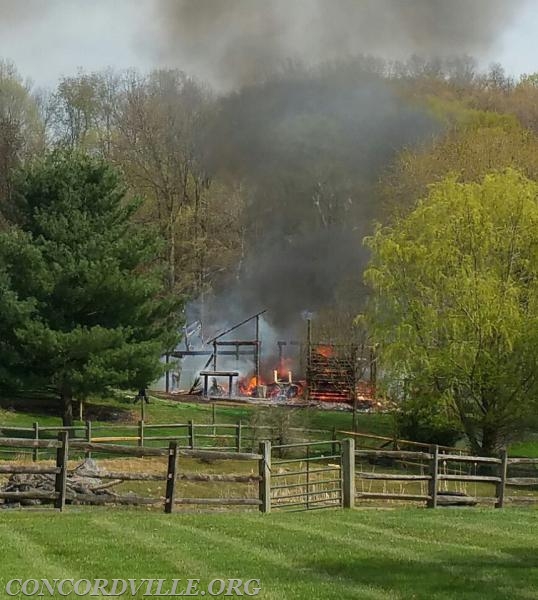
{"left": 238, "top": 369, "right": 305, "bottom": 401}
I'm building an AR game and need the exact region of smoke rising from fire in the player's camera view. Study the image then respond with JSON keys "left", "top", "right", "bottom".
{"left": 0, "top": 0, "right": 527, "bottom": 346}
{"left": 150, "top": 0, "right": 526, "bottom": 340}
{"left": 197, "top": 66, "right": 438, "bottom": 337}
{"left": 153, "top": 0, "right": 526, "bottom": 88}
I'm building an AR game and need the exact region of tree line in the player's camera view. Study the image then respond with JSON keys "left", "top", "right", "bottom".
{"left": 5, "top": 55, "right": 537, "bottom": 325}
{"left": 3, "top": 55, "right": 538, "bottom": 448}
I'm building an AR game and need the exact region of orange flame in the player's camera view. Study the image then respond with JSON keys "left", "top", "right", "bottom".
{"left": 315, "top": 345, "right": 334, "bottom": 358}
{"left": 239, "top": 375, "right": 259, "bottom": 396}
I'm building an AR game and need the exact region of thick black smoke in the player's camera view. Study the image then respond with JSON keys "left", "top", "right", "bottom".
{"left": 198, "top": 64, "right": 438, "bottom": 335}
{"left": 150, "top": 1, "right": 527, "bottom": 337}
{"left": 152, "top": 0, "right": 526, "bottom": 89}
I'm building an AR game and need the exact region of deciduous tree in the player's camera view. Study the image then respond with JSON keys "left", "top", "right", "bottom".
{"left": 365, "top": 170, "right": 538, "bottom": 455}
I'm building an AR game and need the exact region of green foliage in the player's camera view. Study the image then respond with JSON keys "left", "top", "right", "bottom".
{"left": 366, "top": 169, "right": 538, "bottom": 455}
{"left": 396, "top": 396, "right": 462, "bottom": 447}
{"left": 382, "top": 113, "right": 538, "bottom": 219}
{"left": 248, "top": 407, "right": 310, "bottom": 449}
{"left": 425, "top": 95, "right": 519, "bottom": 131}
{"left": 0, "top": 151, "right": 183, "bottom": 421}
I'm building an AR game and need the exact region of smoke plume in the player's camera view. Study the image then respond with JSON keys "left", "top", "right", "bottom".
{"left": 153, "top": 0, "right": 526, "bottom": 88}
{"left": 196, "top": 63, "right": 438, "bottom": 337}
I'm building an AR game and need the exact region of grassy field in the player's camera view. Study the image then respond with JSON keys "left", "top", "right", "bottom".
{"left": 509, "top": 436, "right": 538, "bottom": 458}
{"left": 0, "top": 509, "right": 536, "bottom": 599}
{"left": 0, "top": 394, "right": 394, "bottom": 437}
{"left": 3, "top": 391, "right": 538, "bottom": 458}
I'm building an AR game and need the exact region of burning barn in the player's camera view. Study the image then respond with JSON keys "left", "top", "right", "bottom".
{"left": 168, "top": 311, "right": 376, "bottom": 407}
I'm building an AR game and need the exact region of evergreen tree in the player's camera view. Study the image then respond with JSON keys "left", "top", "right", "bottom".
{"left": 0, "top": 151, "right": 182, "bottom": 425}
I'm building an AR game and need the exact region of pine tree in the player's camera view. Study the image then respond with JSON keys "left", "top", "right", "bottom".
{"left": 0, "top": 151, "right": 182, "bottom": 425}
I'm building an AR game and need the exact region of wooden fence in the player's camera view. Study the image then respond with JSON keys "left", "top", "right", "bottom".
{"left": 0, "top": 421, "right": 339, "bottom": 459}
{"left": 2, "top": 433, "right": 538, "bottom": 513}
{"left": 0, "top": 419, "right": 465, "bottom": 461}
{"left": 0, "top": 434, "right": 263, "bottom": 512}
{"left": 353, "top": 443, "right": 538, "bottom": 508}
{"left": 340, "top": 430, "right": 464, "bottom": 454}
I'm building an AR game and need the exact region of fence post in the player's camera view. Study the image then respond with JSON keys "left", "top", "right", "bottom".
{"left": 138, "top": 420, "right": 144, "bottom": 447}
{"left": 55, "top": 431, "right": 68, "bottom": 511}
{"left": 306, "top": 446, "right": 311, "bottom": 510}
{"left": 341, "top": 438, "right": 355, "bottom": 509}
{"left": 85, "top": 420, "right": 92, "bottom": 459}
{"left": 236, "top": 420, "right": 242, "bottom": 452}
{"left": 164, "top": 441, "right": 178, "bottom": 514}
{"left": 427, "top": 444, "right": 439, "bottom": 508}
{"left": 259, "top": 441, "right": 271, "bottom": 513}
{"left": 331, "top": 426, "right": 337, "bottom": 456}
{"left": 496, "top": 448, "right": 508, "bottom": 508}
{"left": 33, "top": 422, "right": 39, "bottom": 462}
{"left": 188, "top": 420, "right": 195, "bottom": 449}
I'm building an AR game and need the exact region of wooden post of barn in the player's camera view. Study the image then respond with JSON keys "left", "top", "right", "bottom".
{"left": 33, "top": 422, "right": 39, "bottom": 462}
{"left": 55, "top": 431, "right": 69, "bottom": 511}
{"left": 341, "top": 438, "right": 355, "bottom": 509}
{"left": 496, "top": 448, "right": 508, "bottom": 508}
{"left": 259, "top": 441, "right": 271, "bottom": 513}
{"left": 165, "top": 353, "right": 170, "bottom": 393}
{"left": 255, "top": 315, "right": 261, "bottom": 389}
{"left": 369, "top": 346, "right": 377, "bottom": 389}
{"left": 427, "top": 444, "right": 439, "bottom": 508}
{"left": 164, "top": 441, "right": 178, "bottom": 514}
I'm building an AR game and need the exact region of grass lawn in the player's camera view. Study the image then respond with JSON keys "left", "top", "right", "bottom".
{"left": 0, "top": 509, "right": 536, "bottom": 599}
{"left": 510, "top": 437, "right": 538, "bottom": 458}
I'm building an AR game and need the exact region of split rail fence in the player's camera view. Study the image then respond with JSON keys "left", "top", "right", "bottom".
{"left": 0, "top": 419, "right": 468, "bottom": 462}
{"left": 1, "top": 432, "right": 538, "bottom": 512}
{"left": 0, "top": 434, "right": 263, "bottom": 512}
{"left": 0, "top": 421, "right": 340, "bottom": 460}
{"left": 353, "top": 442, "right": 538, "bottom": 508}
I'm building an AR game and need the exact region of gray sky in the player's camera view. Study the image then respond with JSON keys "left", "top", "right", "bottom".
{"left": 0, "top": 0, "right": 154, "bottom": 87}
{"left": 0, "top": 0, "right": 536, "bottom": 89}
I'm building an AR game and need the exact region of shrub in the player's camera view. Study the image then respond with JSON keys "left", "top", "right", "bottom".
{"left": 396, "top": 397, "right": 462, "bottom": 447}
